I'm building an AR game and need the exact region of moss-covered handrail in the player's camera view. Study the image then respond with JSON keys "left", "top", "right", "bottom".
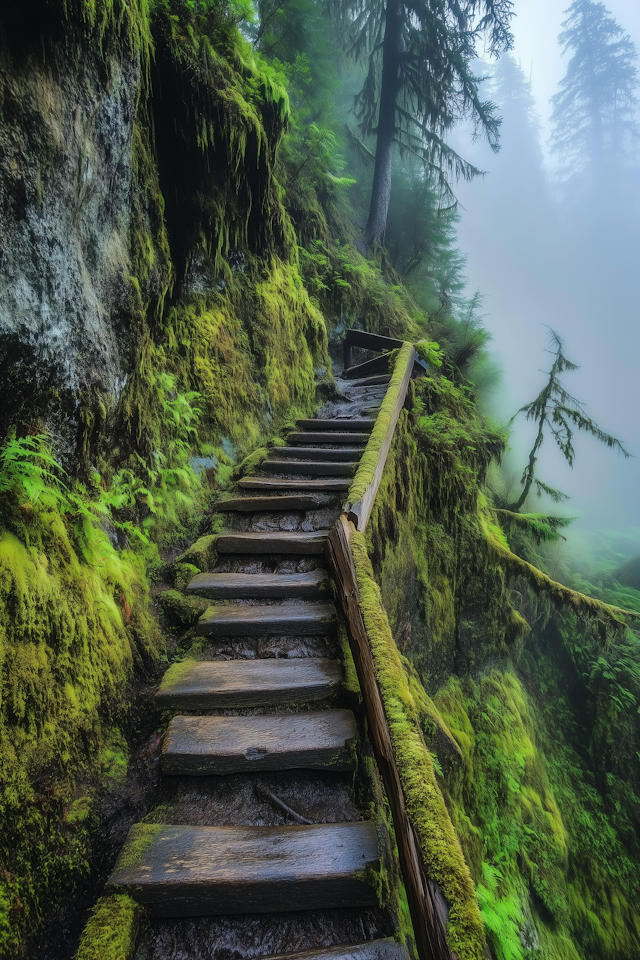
{"left": 326, "top": 344, "right": 483, "bottom": 960}
{"left": 343, "top": 341, "right": 416, "bottom": 531}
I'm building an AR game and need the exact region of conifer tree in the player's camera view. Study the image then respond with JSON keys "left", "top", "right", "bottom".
{"left": 550, "top": 0, "right": 640, "bottom": 197}
{"left": 507, "top": 329, "right": 630, "bottom": 512}
{"left": 332, "top": 0, "right": 513, "bottom": 246}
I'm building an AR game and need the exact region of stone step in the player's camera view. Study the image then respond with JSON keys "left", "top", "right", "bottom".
{"left": 187, "top": 570, "right": 330, "bottom": 600}
{"left": 296, "top": 418, "right": 375, "bottom": 432}
{"left": 155, "top": 657, "right": 342, "bottom": 710}
{"left": 286, "top": 432, "right": 369, "bottom": 446}
{"left": 216, "top": 530, "right": 329, "bottom": 554}
{"left": 276, "top": 447, "right": 364, "bottom": 461}
{"left": 261, "top": 942, "right": 408, "bottom": 960}
{"left": 239, "top": 477, "right": 351, "bottom": 492}
{"left": 197, "top": 602, "right": 338, "bottom": 637}
{"left": 105, "top": 821, "right": 380, "bottom": 917}
{"left": 216, "top": 494, "right": 331, "bottom": 512}
{"left": 261, "top": 460, "right": 358, "bottom": 477}
{"left": 161, "top": 709, "right": 357, "bottom": 775}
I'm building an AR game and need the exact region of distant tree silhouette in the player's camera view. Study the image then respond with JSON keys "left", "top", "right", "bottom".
{"left": 550, "top": 0, "right": 640, "bottom": 199}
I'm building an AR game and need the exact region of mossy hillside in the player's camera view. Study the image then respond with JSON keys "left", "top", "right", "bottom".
{"left": 0, "top": 511, "right": 161, "bottom": 957}
{"left": 359, "top": 360, "right": 640, "bottom": 957}
{"left": 432, "top": 663, "right": 640, "bottom": 960}
{"left": 350, "top": 532, "right": 487, "bottom": 960}
{"left": 366, "top": 375, "right": 520, "bottom": 687}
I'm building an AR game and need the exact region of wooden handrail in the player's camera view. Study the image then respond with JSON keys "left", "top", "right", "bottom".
{"left": 343, "top": 342, "right": 416, "bottom": 531}
{"left": 326, "top": 343, "right": 455, "bottom": 960}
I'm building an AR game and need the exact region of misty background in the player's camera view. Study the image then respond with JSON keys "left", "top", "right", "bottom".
{"left": 450, "top": 0, "right": 640, "bottom": 554}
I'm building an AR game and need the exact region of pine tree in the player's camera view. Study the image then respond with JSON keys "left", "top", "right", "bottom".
{"left": 332, "top": 0, "right": 514, "bottom": 246}
{"left": 550, "top": 0, "right": 640, "bottom": 197}
{"left": 507, "top": 329, "right": 630, "bottom": 513}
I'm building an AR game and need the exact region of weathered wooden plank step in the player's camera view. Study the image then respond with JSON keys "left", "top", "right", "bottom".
{"left": 187, "top": 570, "right": 330, "bottom": 600}
{"left": 297, "top": 418, "right": 375, "bottom": 432}
{"left": 338, "top": 374, "right": 391, "bottom": 388}
{"left": 287, "top": 432, "right": 369, "bottom": 446}
{"left": 343, "top": 355, "right": 391, "bottom": 380}
{"left": 105, "top": 821, "right": 379, "bottom": 916}
{"left": 155, "top": 657, "right": 342, "bottom": 709}
{"left": 239, "top": 477, "right": 351, "bottom": 491}
{"left": 216, "top": 530, "right": 328, "bottom": 554}
{"left": 276, "top": 447, "right": 364, "bottom": 461}
{"left": 162, "top": 709, "right": 357, "bottom": 775}
{"left": 197, "top": 602, "right": 338, "bottom": 637}
{"left": 216, "top": 494, "right": 330, "bottom": 512}
{"left": 260, "top": 941, "right": 409, "bottom": 960}
{"left": 261, "top": 460, "right": 358, "bottom": 477}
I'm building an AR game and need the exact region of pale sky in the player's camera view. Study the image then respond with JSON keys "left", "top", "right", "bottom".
{"left": 511, "top": 0, "right": 640, "bottom": 151}
{"left": 451, "top": 0, "right": 640, "bottom": 535}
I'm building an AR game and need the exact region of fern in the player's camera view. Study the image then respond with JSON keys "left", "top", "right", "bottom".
{"left": 0, "top": 435, "right": 66, "bottom": 508}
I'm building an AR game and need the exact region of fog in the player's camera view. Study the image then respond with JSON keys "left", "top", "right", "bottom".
{"left": 450, "top": 0, "right": 640, "bottom": 541}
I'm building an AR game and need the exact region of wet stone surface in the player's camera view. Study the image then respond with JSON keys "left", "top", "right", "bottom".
{"left": 143, "top": 770, "right": 361, "bottom": 827}
{"left": 135, "top": 909, "right": 392, "bottom": 960}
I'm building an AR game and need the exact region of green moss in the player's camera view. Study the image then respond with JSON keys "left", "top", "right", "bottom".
{"left": 112, "top": 823, "right": 163, "bottom": 872}
{"left": 157, "top": 589, "right": 210, "bottom": 627}
{"left": 74, "top": 894, "right": 142, "bottom": 960}
{"left": 350, "top": 532, "right": 487, "bottom": 960}
{"left": 173, "top": 535, "right": 218, "bottom": 572}
{"left": 173, "top": 562, "right": 201, "bottom": 593}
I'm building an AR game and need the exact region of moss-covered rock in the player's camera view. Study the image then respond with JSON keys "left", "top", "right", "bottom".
{"left": 157, "top": 589, "right": 210, "bottom": 627}
{"left": 74, "top": 894, "right": 142, "bottom": 960}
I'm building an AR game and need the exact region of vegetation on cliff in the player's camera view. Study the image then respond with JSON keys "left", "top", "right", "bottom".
{"left": 0, "top": 0, "right": 639, "bottom": 958}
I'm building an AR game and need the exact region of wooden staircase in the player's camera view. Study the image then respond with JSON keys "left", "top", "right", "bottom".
{"left": 105, "top": 369, "right": 412, "bottom": 959}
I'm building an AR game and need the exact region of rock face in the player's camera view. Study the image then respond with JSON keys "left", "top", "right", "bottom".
{"left": 0, "top": 40, "right": 139, "bottom": 439}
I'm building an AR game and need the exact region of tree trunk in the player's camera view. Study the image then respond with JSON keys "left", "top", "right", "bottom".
{"left": 363, "top": 0, "right": 402, "bottom": 248}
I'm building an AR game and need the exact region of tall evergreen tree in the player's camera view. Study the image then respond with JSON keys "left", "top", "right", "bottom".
{"left": 332, "top": 0, "right": 513, "bottom": 246}
{"left": 550, "top": 0, "right": 640, "bottom": 197}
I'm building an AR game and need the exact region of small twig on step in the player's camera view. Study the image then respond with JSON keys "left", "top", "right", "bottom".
{"left": 255, "top": 783, "right": 313, "bottom": 824}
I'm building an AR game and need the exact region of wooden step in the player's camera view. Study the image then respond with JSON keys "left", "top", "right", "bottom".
{"left": 286, "top": 432, "right": 369, "bottom": 446}
{"left": 105, "top": 821, "right": 379, "bottom": 916}
{"left": 161, "top": 709, "right": 357, "bottom": 775}
{"left": 276, "top": 447, "right": 364, "bottom": 461}
{"left": 187, "top": 570, "right": 330, "bottom": 600}
{"left": 216, "top": 494, "right": 330, "bottom": 512}
{"left": 296, "top": 418, "right": 375, "bottom": 432}
{"left": 343, "top": 355, "right": 391, "bottom": 380}
{"left": 261, "top": 460, "right": 358, "bottom": 477}
{"left": 260, "top": 941, "right": 409, "bottom": 960}
{"left": 155, "top": 657, "right": 342, "bottom": 710}
{"left": 197, "top": 602, "right": 338, "bottom": 637}
{"left": 239, "top": 477, "right": 351, "bottom": 491}
{"left": 216, "top": 530, "right": 328, "bottom": 554}
{"left": 338, "top": 374, "right": 391, "bottom": 388}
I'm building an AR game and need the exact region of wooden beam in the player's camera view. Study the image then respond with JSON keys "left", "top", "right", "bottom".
{"left": 326, "top": 517, "right": 453, "bottom": 960}
{"left": 345, "top": 329, "right": 404, "bottom": 352}
{"left": 344, "top": 346, "right": 416, "bottom": 532}
{"left": 343, "top": 355, "right": 391, "bottom": 380}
